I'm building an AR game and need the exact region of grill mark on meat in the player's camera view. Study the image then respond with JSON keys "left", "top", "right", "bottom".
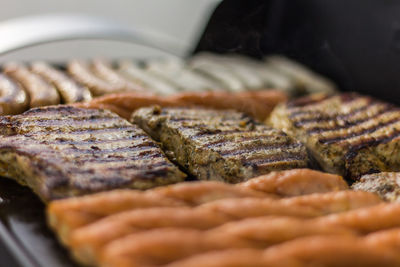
{"left": 21, "top": 110, "right": 110, "bottom": 119}
{"left": 75, "top": 157, "right": 170, "bottom": 171}
{"left": 0, "top": 106, "right": 187, "bottom": 201}
{"left": 242, "top": 153, "right": 307, "bottom": 167}
{"left": 133, "top": 106, "right": 308, "bottom": 182}
{"left": 7, "top": 143, "right": 159, "bottom": 158}
{"left": 292, "top": 101, "right": 384, "bottom": 126}
{"left": 286, "top": 94, "right": 334, "bottom": 108}
{"left": 43, "top": 135, "right": 149, "bottom": 145}
{"left": 345, "top": 130, "right": 400, "bottom": 161}
{"left": 288, "top": 94, "right": 366, "bottom": 117}
{"left": 105, "top": 160, "right": 171, "bottom": 171}
{"left": 319, "top": 117, "right": 400, "bottom": 144}
{"left": 270, "top": 92, "right": 400, "bottom": 179}
{"left": 16, "top": 122, "right": 131, "bottom": 135}
{"left": 72, "top": 150, "right": 162, "bottom": 164}
{"left": 202, "top": 132, "right": 283, "bottom": 148}
{"left": 60, "top": 144, "right": 159, "bottom": 155}
{"left": 192, "top": 129, "right": 257, "bottom": 139}
{"left": 17, "top": 116, "right": 124, "bottom": 127}
{"left": 22, "top": 105, "right": 88, "bottom": 115}
{"left": 217, "top": 142, "right": 303, "bottom": 156}
{"left": 22, "top": 126, "right": 135, "bottom": 136}
{"left": 54, "top": 148, "right": 163, "bottom": 162}
{"left": 307, "top": 106, "right": 397, "bottom": 134}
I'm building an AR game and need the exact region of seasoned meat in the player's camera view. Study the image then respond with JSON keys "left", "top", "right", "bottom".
{"left": 352, "top": 172, "right": 400, "bottom": 202}
{"left": 0, "top": 73, "right": 29, "bottom": 115}
{"left": 264, "top": 55, "right": 337, "bottom": 94}
{"left": 144, "top": 58, "right": 224, "bottom": 92}
{"left": 70, "top": 207, "right": 232, "bottom": 264}
{"left": 167, "top": 90, "right": 288, "bottom": 121}
{"left": 269, "top": 92, "right": 400, "bottom": 179}
{"left": 48, "top": 168, "right": 345, "bottom": 242}
{"left": 72, "top": 214, "right": 355, "bottom": 266}
{"left": 262, "top": 235, "right": 400, "bottom": 267}
{"left": 90, "top": 59, "right": 147, "bottom": 93}
{"left": 167, "top": 249, "right": 300, "bottom": 267}
{"left": 3, "top": 62, "right": 60, "bottom": 107}
{"left": 132, "top": 107, "right": 308, "bottom": 182}
{"left": 74, "top": 89, "right": 287, "bottom": 121}
{"left": 314, "top": 203, "right": 400, "bottom": 233}
{"left": 169, "top": 236, "right": 400, "bottom": 267}
{"left": 68, "top": 59, "right": 147, "bottom": 96}
{"left": 200, "top": 191, "right": 380, "bottom": 219}
{"left": 240, "top": 168, "right": 348, "bottom": 197}
{"left": 0, "top": 106, "right": 185, "bottom": 201}
{"left": 98, "top": 224, "right": 354, "bottom": 267}
{"left": 118, "top": 60, "right": 179, "bottom": 95}
{"left": 365, "top": 228, "right": 400, "bottom": 249}
{"left": 30, "top": 62, "right": 92, "bottom": 103}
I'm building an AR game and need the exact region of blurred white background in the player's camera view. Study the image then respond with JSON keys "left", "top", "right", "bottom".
{"left": 0, "top": 0, "right": 221, "bottom": 62}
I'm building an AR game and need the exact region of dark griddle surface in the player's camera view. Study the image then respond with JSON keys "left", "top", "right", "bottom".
{"left": 0, "top": 178, "right": 77, "bottom": 267}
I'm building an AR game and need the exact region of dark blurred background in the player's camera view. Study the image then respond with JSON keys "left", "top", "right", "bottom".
{"left": 196, "top": 0, "right": 400, "bottom": 103}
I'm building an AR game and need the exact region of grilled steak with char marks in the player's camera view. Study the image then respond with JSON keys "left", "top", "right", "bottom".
{"left": 132, "top": 106, "right": 308, "bottom": 183}
{"left": 0, "top": 106, "right": 186, "bottom": 201}
{"left": 268, "top": 93, "right": 400, "bottom": 179}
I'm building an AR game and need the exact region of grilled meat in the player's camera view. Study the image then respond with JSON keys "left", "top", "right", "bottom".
{"left": 31, "top": 62, "right": 92, "bottom": 103}
{"left": 145, "top": 58, "right": 224, "bottom": 92}
{"left": 132, "top": 107, "right": 308, "bottom": 182}
{"left": 240, "top": 168, "right": 348, "bottom": 197}
{"left": 352, "top": 172, "right": 400, "bottom": 202}
{"left": 74, "top": 89, "right": 287, "bottom": 122}
{"left": 68, "top": 59, "right": 147, "bottom": 96}
{"left": 4, "top": 62, "right": 60, "bottom": 107}
{"left": 0, "top": 74, "right": 29, "bottom": 115}
{"left": 47, "top": 168, "right": 347, "bottom": 243}
{"left": 118, "top": 60, "right": 179, "bottom": 95}
{"left": 90, "top": 59, "right": 147, "bottom": 93}
{"left": 0, "top": 106, "right": 185, "bottom": 201}
{"left": 269, "top": 92, "right": 400, "bottom": 179}
{"left": 264, "top": 55, "right": 337, "bottom": 94}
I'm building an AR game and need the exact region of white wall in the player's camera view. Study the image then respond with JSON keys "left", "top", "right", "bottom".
{"left": 0, "top": 0, "right": 221, "bottom": 62}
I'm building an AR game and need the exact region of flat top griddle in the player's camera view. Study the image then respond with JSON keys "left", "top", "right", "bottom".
{"left": 0, "top": 178, "right": 76, "bottom": 267}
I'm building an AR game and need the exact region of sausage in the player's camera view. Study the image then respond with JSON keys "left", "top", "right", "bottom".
{"left": 0, "top": 73, "right": 29, "bottom": 115}
{"left": 31, "top": 62, "right": 92, "bottom": 103}
{"left": 4, "top": 62, "right": 60, "bottom": 107}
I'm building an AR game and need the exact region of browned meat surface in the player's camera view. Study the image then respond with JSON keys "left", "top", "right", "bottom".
{"left": 132, "top": 107, "right": 308, "bottom": 182}
{"left": 77, "top": 215, "right": 355, "bottom": 266}
{"left": 199, "top": 191, "right": 380, "bottom": 219}
{"left": 46, "top": 169, "right": 365, "bottom": 253}
{"left": 314, "top": 203, "right": 400, "bottom": 233}
{"left": 240, "top": 168, "right": 348, "bottom": 196}
{"left": 0, "top": 106, "right": 185, "bottom": 201}
{"left": 3, "top": 62, "right": 60, "bottom": 107}
{"left": 167, "top": 249, "right": 301, "bottom": 267}
{"left": 74, "top": 90, "right": 288, "bottom": 121}
{"left": 262, "top": 235, "right": 400, "bottom": 267}
{"left": 31, "top": 61, "right": 92, "bottom": 103}
{"left": 269, "top": 92, "right": 400, "bottom": 179}
{"left": 0, "top": 73, "right": 29, "bottom": 115}
{"left": 364, "top": 228, "right": 400, "bottom": 250}
{"left": 90, "top": 59, "right": 147, "bottom": 93}
{"left": 69, "top": 208, "right": 232, "bottom": 263}
{"left": 352, "top": 172, "right": 400, "bottom": 202}
{"left": 68, "top": 59, "right": 147, "bottom": 96}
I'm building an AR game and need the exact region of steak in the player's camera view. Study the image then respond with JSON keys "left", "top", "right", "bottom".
{"left": 0, "top": 106, "right": 186, "bottom": 201}
{"left": 132, "top": 106, "right": 308, "bottom": 183}
{"left": 268, "top": 92, "right": 400, "bottom": 179}
{"left": 352, "top": 172, "right": 400, "bottom": 202}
